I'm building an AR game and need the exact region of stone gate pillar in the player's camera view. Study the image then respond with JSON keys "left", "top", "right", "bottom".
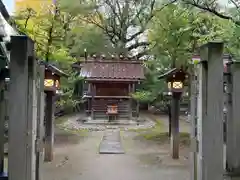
{"left": 8, "top": 35, "right": 38, "bottom": 180}
{"left": 190, "top": 65, "right": 198, "bottom": 180}
{"left": 197, "top": 42, "right": 224, "bottom": 180}
{"left": 226, "top": 61, "right": 240, "bottom": 178}
{"left": 36, "top": 64, "right": 45, "bottom": 180}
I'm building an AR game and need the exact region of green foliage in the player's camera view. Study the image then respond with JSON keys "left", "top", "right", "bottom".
{"left": 132, "top": 59, "right": 166, "bottom": 103}
{"left": 149, "top": 5, "right": 192, "bottom": 67}
{"left": 66, "top": 24, "right": 114, "bottom": 57}
{"left": 14, "top": 5, "right": 83, "bottom": 113}
{"left": 149, "top": 4, "right": 231, "bottom": 68}
{"left": 131, "top": 91, "right": 154, "bottom": 103}
{"left": 136, "top": 4, "right": 234, "bottom": 106}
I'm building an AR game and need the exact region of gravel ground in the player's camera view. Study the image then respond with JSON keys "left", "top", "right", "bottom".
{"left": 43, "top": 116, "right": 190, "bottom": 180}
{"left": 59, "top": 114, "right": 156, "bottom": 131}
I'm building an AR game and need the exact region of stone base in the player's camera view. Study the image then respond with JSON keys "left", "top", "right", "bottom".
{"left": 84, "top": 119, "right": 138, "bottom": 125}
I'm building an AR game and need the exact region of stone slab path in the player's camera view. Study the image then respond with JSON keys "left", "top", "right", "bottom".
{"left": 99, "top": 130, "right": 125, "bottom": 154}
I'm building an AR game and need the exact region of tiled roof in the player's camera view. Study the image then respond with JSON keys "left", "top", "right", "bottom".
{"left": 80, "top": 60, "right": 145, "bottom": 81}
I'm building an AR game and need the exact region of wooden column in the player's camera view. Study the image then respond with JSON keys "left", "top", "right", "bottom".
{"left": 87, "top": 82, "right": 91, "bottom": 115}
{"left": 133, "top": 83, "right": 139, "bottom": 118}
{"left": 197, "top": 42, "right": 224, "bottom": 180}
{"left": 9, "top": 35, "right": 37, "bottom": 180}
{"left": 0, "top": 79, "right": 5, "bottom": 175}
{"left": 128, "top": 83, "right": 132, "bottom": 119}
{"left": 170, "top": 92, "right": 181, "bottom": 159}
{"left": 36, "top": 65, "right": 45, "bottom": 180}
{"left": 226, "top": 62, "right": 240, "bottom": 177}
{"left": 90, "top": 83, "right": 94, "bottom": 120}
{"left": 44, "top": 91, "right": 54, "bottom": 162}
{"left": 168, "top": 103, "right": 172, "bottom": 137}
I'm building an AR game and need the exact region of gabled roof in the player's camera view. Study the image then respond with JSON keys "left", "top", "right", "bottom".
{"left": 158, "top": 68, "right": 187, "bottom": 82}
{"left": 39, "top": 61, "right": 68, "bottom": 77}
{"left": 158, "top": 68, "right": 178, "bottom": 79}
{"left": 80, "top": 59, "right": 145, "bottom": 81}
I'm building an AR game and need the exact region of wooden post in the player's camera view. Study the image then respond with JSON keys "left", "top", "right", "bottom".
{"left": 171, "top": 92, "right": 181, "bottom": 159}
{"left": 190, "top": 67, "right": 198, "bottom": 180}
{"left": 226, "top": 62, "right": 240, "bottom": 177}
{"left": 135, "top": 82, "right": 139, "bottom": 119}
{"left": 90, "top": 83, "right": 94, "bottom": 120}
{"left": 44, "top": 91, "right": 54, "bottom": 162}
{"left": 128, "top": 83, "right": 132, "bottom": 119}
{"left": 8, "top": 35, "right": 37, "bottom": 180}
{"left": 87, "top": 82, "right": 91, "bottom": 115}
{"left": 168, "top": 103, "right": 172, "bottom": 137}
{"left": 198, "top": 42, "right": 224, "bottom": 180}
{"left": 36, "top": 65, "right": 45, "bottom": 180}
{"left": 0, "top": 79, "right": 5, "bottom": 174}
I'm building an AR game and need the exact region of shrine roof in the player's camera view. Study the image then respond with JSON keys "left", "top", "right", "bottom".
{"left": 79, "top": 59, "right": 145, "bottom": 81}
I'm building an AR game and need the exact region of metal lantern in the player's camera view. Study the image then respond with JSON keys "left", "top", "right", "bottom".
{"left": 166, "top": 70, "right": 186, "bottom": 93}
{"left": 40, "top": 61, "right": 68, "bottom": 93}
{"left": 44, "top": 70, "right": 61, "bottom": 92}
{"left": 168, "top": 80, "right": 184, "bottom": 93}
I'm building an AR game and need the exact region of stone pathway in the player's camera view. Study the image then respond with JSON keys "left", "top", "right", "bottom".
{"left": 43, "top": 126, "right": 190, "bottom": 180}
{"left": 99, "top": 130, "right": 125, "bottom": 154}
{"left": 43, "top": 113, "right": 190, "bottom": 180}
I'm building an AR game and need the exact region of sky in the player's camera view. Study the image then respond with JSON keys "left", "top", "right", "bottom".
{"left": 2, "top": 0, "right": 14, "bottom": 14}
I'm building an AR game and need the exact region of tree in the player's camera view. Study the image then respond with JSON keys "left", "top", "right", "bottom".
{"left": 61, "top": 0, "right": 158, "bottom": 58}
{"left": 150, "top": 4, "right": 193, "bottom": 68}
{"left": 13, "top": 4, "right": 67, "bottom": 61}
{"left": 162, "top": 0, "right": 240, "bottom": 26}
{"left": 66, "top": 23, "right": 115, "bottom": 57}
{"left": 13, "top": 4, "right": 83, "bottom": 113}
{"left": 149, "top": 4, "right": 232, "bottom": 68}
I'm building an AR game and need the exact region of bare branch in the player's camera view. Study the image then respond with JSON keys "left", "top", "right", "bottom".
{"left": 135, "top": 49, "right": 150, "bottom": 59}
{"left": 127, "top": 41, "right": 150, "bottom": 51}
{"left": 183, "top": 0, "right": 240, "bottom": 25}
{"left": 229, "top": 0, "right": 240, "bottom": 9}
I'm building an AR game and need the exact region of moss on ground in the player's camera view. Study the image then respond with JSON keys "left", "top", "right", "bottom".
{"left": 55, "top": 115, "right": 71, "bottom": 125}
{"left": 57, "top": 124, "right": 88, "bottom": 137}
{"left": 55, "top": 114, "right": 88, "bottom": 136}
{"left": 134, "top": 119, "right": 190, "bottom": 146}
